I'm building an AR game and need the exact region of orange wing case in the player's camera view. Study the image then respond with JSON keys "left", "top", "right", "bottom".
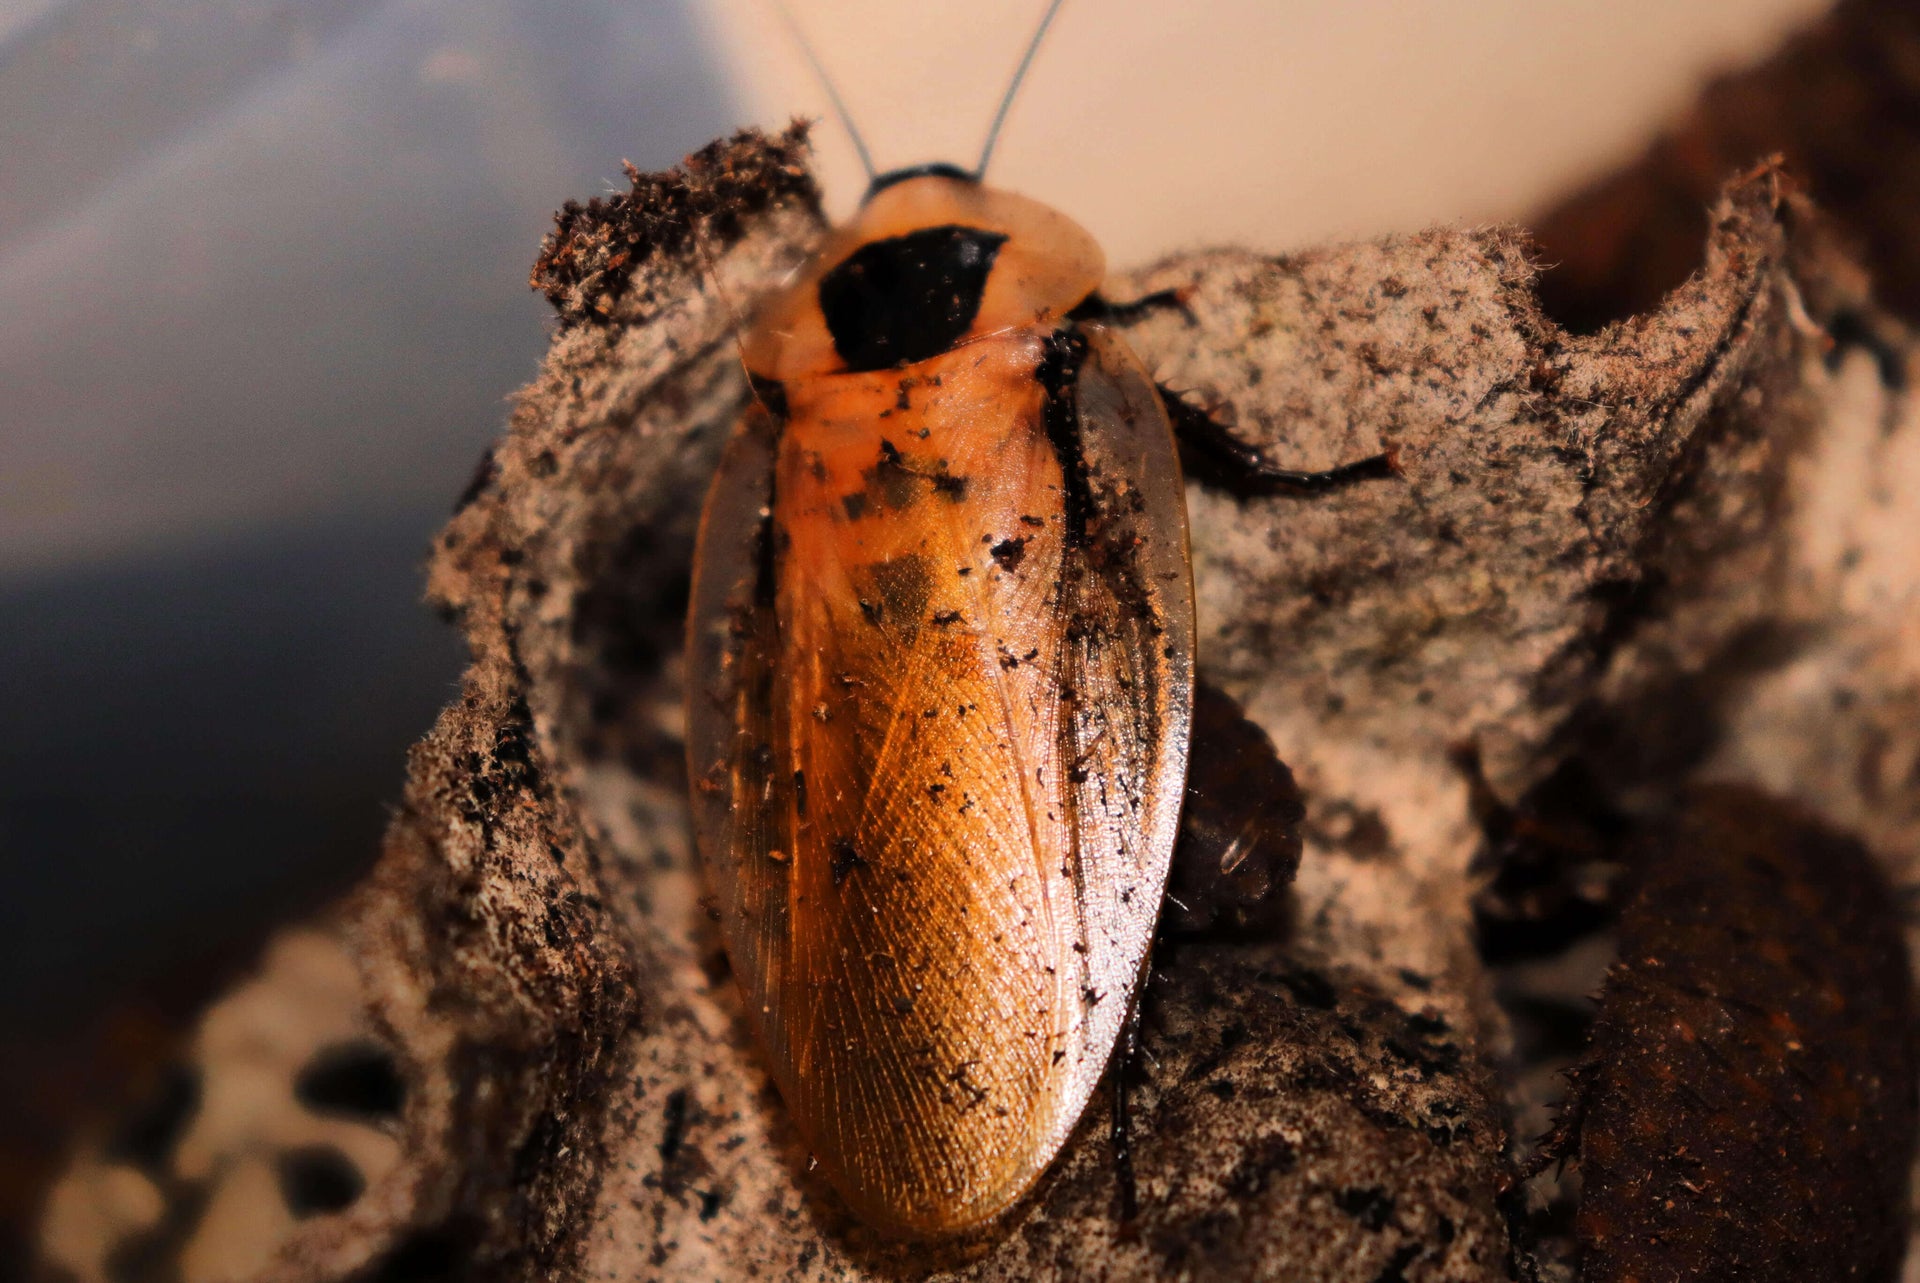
{"left": 685, "top": 178, "right": 1193, "bottom": 1237}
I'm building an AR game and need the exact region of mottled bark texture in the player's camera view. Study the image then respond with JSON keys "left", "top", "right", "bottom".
{"left": 35, "top": 119, "right": 1920, "bottom": 1282}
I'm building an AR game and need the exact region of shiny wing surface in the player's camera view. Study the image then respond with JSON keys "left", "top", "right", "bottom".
{"left": 685, "top": 323, "right": 1192, "bottom": 1235}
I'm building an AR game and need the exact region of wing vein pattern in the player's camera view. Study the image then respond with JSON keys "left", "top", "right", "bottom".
{"left": 685, "top": 321, "right": 1192, "bottom": 1233}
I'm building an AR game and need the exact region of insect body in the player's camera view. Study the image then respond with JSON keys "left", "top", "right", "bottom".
{"left": 684, "top": 168, "right": 1194, "bottom": 1236}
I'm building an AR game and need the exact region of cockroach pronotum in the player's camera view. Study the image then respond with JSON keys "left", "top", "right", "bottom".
{"left": 684, "top": 1, "right": 1386, "bottom": 1237}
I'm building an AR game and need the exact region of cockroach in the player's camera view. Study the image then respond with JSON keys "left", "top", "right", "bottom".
{"left": 685, "top": 1, "right": 1386, "bottom": 1237}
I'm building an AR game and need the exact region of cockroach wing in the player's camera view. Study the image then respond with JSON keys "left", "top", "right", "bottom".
{"left": 685, "top": 398, "right": 788, "bottom": 1006}
{"left": 684, "top": 324, "right": 1193, "bottom": 1236}
{"left": 1054, "top": 319, "right": 1198, "bottom": 997}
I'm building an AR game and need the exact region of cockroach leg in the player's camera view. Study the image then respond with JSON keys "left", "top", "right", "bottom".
{"left": 1109, "top": 998, "right": 1142, "bottom": 1230}
{"left": 1161, "top": 390, "right": 1398, "bottom": 495}
{"left": 1069, "top": 287, "right": 1194, "bottom": 326}
{"left": 1164, "top": 680, "right": 1306, "bottom": 939}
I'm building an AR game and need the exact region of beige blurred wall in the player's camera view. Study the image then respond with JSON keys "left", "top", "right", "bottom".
{"left": 703, "top": 0, "right": 1828, "bottom": 267}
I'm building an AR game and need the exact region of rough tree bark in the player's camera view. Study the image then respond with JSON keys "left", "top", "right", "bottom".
{"left": 34, "top": 122, "right": 1920, "bottom": 1282}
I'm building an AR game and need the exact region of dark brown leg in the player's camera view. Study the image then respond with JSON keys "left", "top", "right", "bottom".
{"left": 1079, "top": 286, "right": 1395, "bottom": 492}
{"left": 1162, "top": 392, "right": 1399, "bottom": 495}
{"left": 1070, "top": 287, "right": 1193, "bottom": 326}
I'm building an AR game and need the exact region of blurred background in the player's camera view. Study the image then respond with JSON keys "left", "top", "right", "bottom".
{"left": 0, "top": 0, "right": 1855, "bottom": 1261}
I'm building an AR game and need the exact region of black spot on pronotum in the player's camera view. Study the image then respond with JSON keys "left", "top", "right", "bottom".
{"left": 104, "top": 1062, "right": 201, "bottom": 1173}
{"left": 295, "top": 1040, "right": 406, "bottom": 1119}
{"left": 819, "top": 225, "right": 1009, "bottom": 371}
{"left": 279, "top": 1145, "right": 366, "bottom": 1217}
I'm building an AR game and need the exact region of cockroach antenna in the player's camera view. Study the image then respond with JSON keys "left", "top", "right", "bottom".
{"left": 771, "top": 0, "right": 877, "bottom": 184}
{"left": 975, "top": 0, "right": 1067, "bottom": 179}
